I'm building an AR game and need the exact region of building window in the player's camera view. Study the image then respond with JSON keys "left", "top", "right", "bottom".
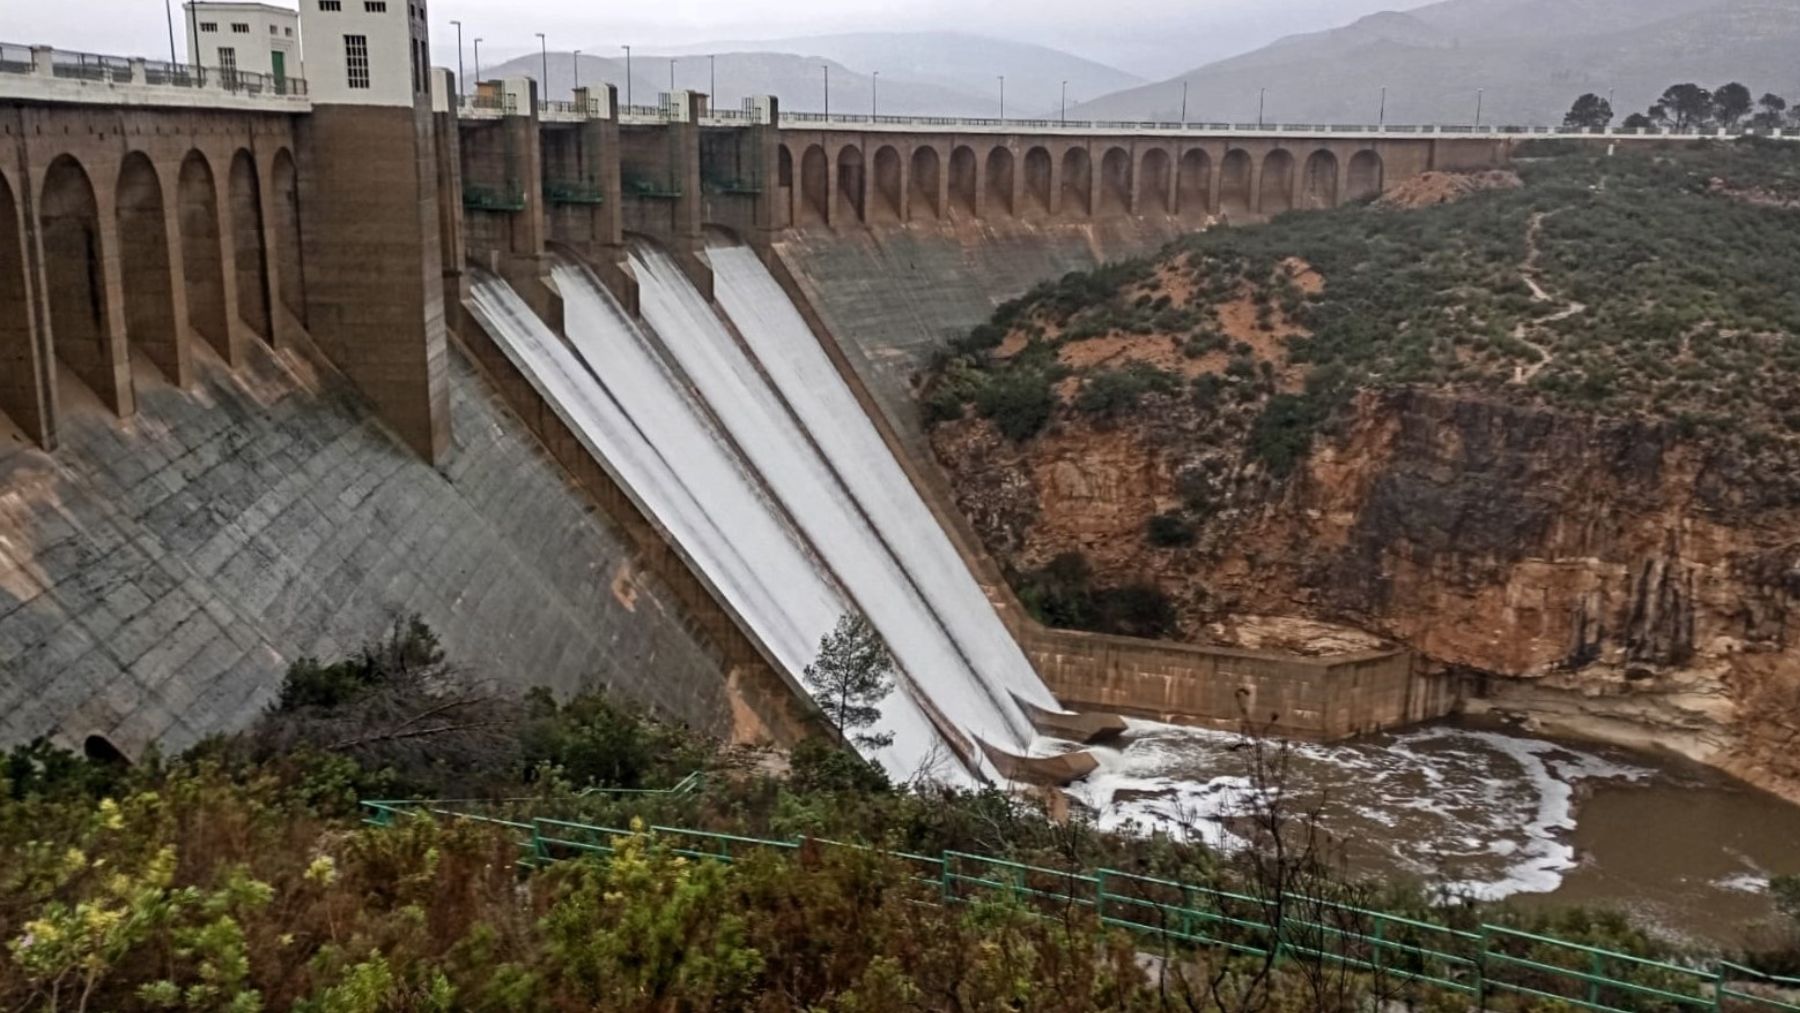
{"left": 285, "top": 27, "right": 294, "bottom": 35}
{"left": 231, "top": 22, "right": 250, "bottom": 33}
{"left": 318, "top": 0, "right": 340, "bottom": 10}
{"left": 199, "top": 21, "right": 218, "bottom": 31}
{"left": 344, "top": 34, "right": 369, "bottom": 89}
{"left": 218, "top": 47, "right": 238, "bottom": 87}
{"left": 270, "top": 25, "right": 279, "bottom": 33}
{"left": 365, "top": 1, "right": 387, "bottom": 10}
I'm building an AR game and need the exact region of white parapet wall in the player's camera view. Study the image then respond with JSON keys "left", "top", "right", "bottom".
{"left": 0, "top": 45, "right": 311, "bottom": 111}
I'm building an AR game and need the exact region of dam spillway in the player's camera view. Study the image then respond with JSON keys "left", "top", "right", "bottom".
{"left": 468, "top": 244, "right": 1068, "bottom": 783}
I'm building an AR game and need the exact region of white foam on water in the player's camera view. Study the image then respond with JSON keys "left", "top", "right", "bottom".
{"left": 1051, "top": 720, "right": 1649, "bottom": 900}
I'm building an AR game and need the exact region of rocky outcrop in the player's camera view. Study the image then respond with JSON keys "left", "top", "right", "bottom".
{"left": 933, "top": 386, "right": 1800, "bottom": 801}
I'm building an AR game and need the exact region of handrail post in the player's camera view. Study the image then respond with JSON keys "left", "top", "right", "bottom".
{"left": 1475, "top": 925, "right": 1489, "bottom": 1004}
{"left": 1588, "top": 949, "right": 1604, "bottom": 1006}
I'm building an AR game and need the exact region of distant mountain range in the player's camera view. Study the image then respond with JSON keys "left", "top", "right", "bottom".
{"left": 486, "top": 31, "right": 1144, "bottom": 118}
{"left": 1069, "top": 0, "right": 1800, "bottom": 125}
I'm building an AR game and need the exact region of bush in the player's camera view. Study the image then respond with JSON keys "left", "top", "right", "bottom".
{"left": 1075, "top": 364, "right": 1179, "bottom": 419}
{"left": 974, "top": 368, "right": 1057, "bottom": 441}
{"left": 1147, "top": 512, "right": 1197, "bottom": 548}
{"left": 277, "top": 616, "right": 444, "bottom": 712}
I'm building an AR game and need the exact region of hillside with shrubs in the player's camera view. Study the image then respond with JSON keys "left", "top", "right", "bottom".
{"left": 922, "top": 139, "right": 1800, "bottom": 798}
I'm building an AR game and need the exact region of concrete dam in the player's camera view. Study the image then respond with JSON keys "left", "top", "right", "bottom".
{"left": 11, "top": 9, "right": 1687, "bottom": 772}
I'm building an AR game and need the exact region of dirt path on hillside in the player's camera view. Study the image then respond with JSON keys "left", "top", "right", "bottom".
{"left": 1511, "top": 211, "right": 1586, "bottom": 385}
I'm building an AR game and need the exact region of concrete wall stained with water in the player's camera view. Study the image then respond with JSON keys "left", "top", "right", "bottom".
{"left": 0, "top": 339, "right": 734, "bottom": 758}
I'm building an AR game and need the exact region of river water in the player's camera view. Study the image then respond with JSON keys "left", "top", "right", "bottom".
{"left": 1058, "top": 718, "right": 1800, "bottom": 947}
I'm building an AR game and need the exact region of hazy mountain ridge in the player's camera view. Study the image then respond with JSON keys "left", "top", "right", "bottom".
{"left": 1072, "top": 0, "right": 1800, "bottom": 125}
{"left": 487, "top": 31, "right": 1141, "bottom": 118}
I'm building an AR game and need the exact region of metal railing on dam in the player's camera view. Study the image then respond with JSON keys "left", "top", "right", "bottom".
{"left": 362, "top": 797, "right": 1800, "bottom": 1013}
{"left": 0, "top": 42, "right": 309, "bottom": 110}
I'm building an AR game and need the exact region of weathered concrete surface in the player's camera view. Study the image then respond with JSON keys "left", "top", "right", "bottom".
{"left": 0, "top": 340, "right": 731, "bottom": 758}
{"left": 776, "top": 217, "right": 1188, "bottom": 456}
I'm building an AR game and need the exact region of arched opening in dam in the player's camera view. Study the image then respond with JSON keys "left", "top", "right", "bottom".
{"left": 1302, "top": 149, "right": 1340, "bottom": 209}
{"left": 177, "top": 151, "right": 231, "bottom": 361}
{"left": 39, "top": 155, "right": 116, "bottom": 409}
{"left": 1220, "top": 148, "right": 1253, "bottom": 216}
{"left": 1178, "top": 149, "right": 1212, "bottom": 216}
{"left": 1139, "top": 147, "right": 1173, "bottom": 214}
{"left": 116, "top": 152, "right": 181, "bottom": 386}
{"left": 800, "top": 144, "right": 828, "bottom": 225}
{"left": 1260, "top": 148, "right": 1296, "bottom": 215}
{"left": 777, "top": 144, "right": 795, "bottom": 227}
{"left": 836, "top": 145, "right": 866, "bottom": 224}
{"left": 1099, "top": 146, "right": 1131, "bottom": 215}
{"left": 1060, "top": 147, "right": 1091, "bottom": 216}
{"left": 228, "top": 149, "right": 271, "bottom": 341}
{"left": 0, "top": 168, "right": 34, "bottom": 437}
{"left": 871, "top": 145, "right": 903, "bottom": 223}
{"left": 1348, "top": 149, "right": 1385, "bottom": 202}
{"left": 272, "top": 148, "right": 306, "bottom": 325}
{"left": 948, "top": 145, "right": 977, "bottom": 218}
{"left": 1022, "top": 146, "right": 1052, "bottom": 216}
{"left": 984, "top": 146, "right": 1014, "bottom": 218}
{"left": 908, "top": 146, "right": 940, "bottom": 220}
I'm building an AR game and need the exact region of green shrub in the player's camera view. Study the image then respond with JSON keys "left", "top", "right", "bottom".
{"left": 277, "top": 617, "right": 443, "bottom": 712}
{"left": 1147, "top": 512, "right": 1197, "bottom": 548}
{"left": 1075, "top": 364, "right": 1179, "bottom": 418}
{"left": 974, "top": 368, "right": 1057, "bottom": 441}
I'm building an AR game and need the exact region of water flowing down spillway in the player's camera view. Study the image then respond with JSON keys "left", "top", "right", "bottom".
{"left": 623, "top": 243, "right": 1062, "bottom": 773}
{"left": 468, "top": 268, "right": 944, "bottom": 778}
{"left": 704, "top": 241, "right": 1063, "bottom": 723}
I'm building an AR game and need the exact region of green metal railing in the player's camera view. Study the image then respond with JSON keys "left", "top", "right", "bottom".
{"left": 544, "top": 180, "right": 605, "bottom": 205}
{"left": 358, "top": 799, "right": 1800, "bottom": 1012}
{"left": 623, "top": 175, "right": 682, "bottom": 198}
{"left": 463, "top": 183, "right": 527, "bottom": 211}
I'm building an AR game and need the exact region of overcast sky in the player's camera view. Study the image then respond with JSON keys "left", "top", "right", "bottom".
{"left": 15, "top": 0, "right": 1428, "bottom": 81}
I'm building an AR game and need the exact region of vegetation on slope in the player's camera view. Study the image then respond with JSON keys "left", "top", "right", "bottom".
{"left": 923, "top": 140, "right": 1800, "bottom": 635}
{"left": 7, "top": 622, "right": 1796, "bottom": 1009}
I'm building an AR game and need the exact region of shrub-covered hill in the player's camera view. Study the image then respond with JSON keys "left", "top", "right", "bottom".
{"left": 922, "top": 141, "right": 1800, "bottom": 797}
{"left": 929, "top": 140, "right": 1800, "bottom": 502}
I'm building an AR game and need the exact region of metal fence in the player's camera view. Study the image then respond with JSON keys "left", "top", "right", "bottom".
{"left": 360, "top": 799, "right": 1800, "bottom": 1012}
{"left": 0, "top": 43, "right": 305, "bottom": 98}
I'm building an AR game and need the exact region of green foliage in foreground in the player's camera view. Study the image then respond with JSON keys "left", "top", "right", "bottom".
{"left": 4, "top": 623, "right": 1797, "bottom": 1010}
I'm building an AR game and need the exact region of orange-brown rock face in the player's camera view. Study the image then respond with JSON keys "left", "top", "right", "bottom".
{"left": 933, "top": 386, "right": 1800, "bottom": 801}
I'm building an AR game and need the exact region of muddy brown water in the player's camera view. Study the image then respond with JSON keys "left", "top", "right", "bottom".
{"left": 1063, "top": 718, "right": 1800, "bottom": 950}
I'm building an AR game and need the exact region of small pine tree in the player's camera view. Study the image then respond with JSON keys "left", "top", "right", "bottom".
{"left": 803, "top": 614, "right": 897, "bottom": 750}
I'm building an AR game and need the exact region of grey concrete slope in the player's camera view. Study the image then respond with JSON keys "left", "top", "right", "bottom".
{"left": 0, "top": 340, "right": 730, "bottom": 758}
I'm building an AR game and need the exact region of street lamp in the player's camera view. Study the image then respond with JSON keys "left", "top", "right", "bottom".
{"left": 709, "top": 55, "right": 715, "bottom": 101}
{"left": 536, "top": 33, "right": 547, "bottom": 106}
{"left": 473, "top": 38, "right": 483, "bottom": 90}
{"left": 1379, "top": 85, "right": 1387, "bottom": 126}
{"left": 1181, "top": 80, "right": 1189, "bottom": 124}
{"left": 449, "top": 20, "right": 464, "bottom": 97}
{"left": 163, "top": 0, "right": 178, "bottom": 69}
{"left": 1258, "top": 87, "right": 1266, "bottom": 127}
{"left": 1060, "top": 80, "right": 1067, "bottom": 125}
{"left": 573, "top": 50, "right": 581, "bottom": 94}
{"left": 1475, "top": 88, "right": 1484, "bottom": 127}
{"left": 622, "top": 45, "right": 631, "bottom": 107}
{"left": 998, "top": 75, "right": 1005, "bottom": 121}
{"left": 823, "top": 64, "right": 830, "bottom": 118}
{"left": 872, "top": 70, "right": 879, "bottom": 117}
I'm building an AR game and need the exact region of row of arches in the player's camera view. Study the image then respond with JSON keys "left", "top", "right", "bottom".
{"left": 777, "top": 141, "right": 1386, "bottom": 228}
{"left": 0, "top": 145, "right": 303, "bottom": 441}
